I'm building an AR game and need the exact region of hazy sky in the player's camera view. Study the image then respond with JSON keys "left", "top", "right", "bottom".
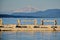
{"left": 0, "top": 0, "right": 60, "bottom": 12}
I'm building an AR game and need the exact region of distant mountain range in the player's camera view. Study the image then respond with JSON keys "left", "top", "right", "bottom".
{"left": 0, "top": 9, "right": 60, "bottom": 18}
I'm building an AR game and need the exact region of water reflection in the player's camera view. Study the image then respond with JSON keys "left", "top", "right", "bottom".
{"left": 0, "top": 31, "right": 60, "bottom": 40}
{"left": 0, "top": 31, "right": 2, "bottom": 40}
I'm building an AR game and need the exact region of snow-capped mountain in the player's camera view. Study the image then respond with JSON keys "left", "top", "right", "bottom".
{"left": 13, "top": 7, "right": 38, "bottom": 13}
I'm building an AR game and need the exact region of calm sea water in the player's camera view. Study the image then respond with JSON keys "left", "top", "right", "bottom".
{"left": 0, "top": 31, "right": 60, "bottom": 40}
{"left": 2, "top": 18, "right": 60, "bottom": 25}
